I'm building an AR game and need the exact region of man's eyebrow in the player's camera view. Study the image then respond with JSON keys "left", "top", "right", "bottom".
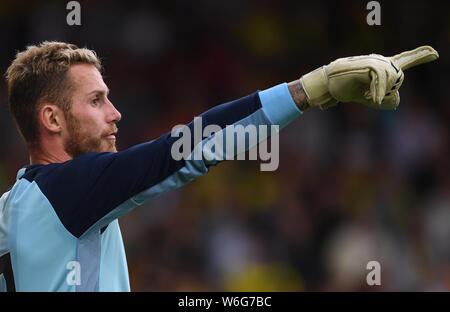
{"left": 86, "top": 88, "right": 110, "bottom": 96}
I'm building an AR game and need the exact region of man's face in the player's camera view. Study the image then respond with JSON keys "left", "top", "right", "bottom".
{"left": 63, "top": 64, "right": 121, "bottom": 158}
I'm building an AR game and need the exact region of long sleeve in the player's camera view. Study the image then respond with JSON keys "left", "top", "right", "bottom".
{"left": 22, "top": 84, "right": 301, "bottom": 238}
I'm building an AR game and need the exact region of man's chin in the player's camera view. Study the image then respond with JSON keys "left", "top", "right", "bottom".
{"left": 103, "top": 139, "right": 118, "bottom": 153}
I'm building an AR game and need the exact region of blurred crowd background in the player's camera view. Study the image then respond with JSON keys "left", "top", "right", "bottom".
{"left": 0, "top": 0, "right": 449, "bottom": 291}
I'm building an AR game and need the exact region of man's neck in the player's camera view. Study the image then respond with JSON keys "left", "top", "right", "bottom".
{"left": 29, "top": 148, "right": 72, "bottom": 165}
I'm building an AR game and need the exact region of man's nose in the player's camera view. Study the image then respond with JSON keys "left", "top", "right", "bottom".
{"left": 106, "top": 99, "right": 121, "bottom": 123}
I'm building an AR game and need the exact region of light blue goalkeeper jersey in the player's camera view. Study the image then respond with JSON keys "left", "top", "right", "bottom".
{"left": 0, "top": 84, "right": 301, "bottom": 291}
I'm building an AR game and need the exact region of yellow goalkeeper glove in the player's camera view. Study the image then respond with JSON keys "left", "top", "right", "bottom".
{"left": 300, "top": 46, "right": 439, "bottom": 110}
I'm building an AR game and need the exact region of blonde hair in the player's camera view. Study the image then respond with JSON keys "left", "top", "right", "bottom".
{"left": 5, "top": 41, "right": 102, "bottom": 148}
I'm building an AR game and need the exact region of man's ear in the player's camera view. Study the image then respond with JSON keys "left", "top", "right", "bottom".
{"left": 39, "top": 103, "right": 65, "bottom": 134}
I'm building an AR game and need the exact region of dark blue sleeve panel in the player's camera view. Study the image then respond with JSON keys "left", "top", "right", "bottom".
{"left": 26, "top": 93, "right": 262, "bottom": 238}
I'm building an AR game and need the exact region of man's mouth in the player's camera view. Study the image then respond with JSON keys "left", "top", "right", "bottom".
{"left": 104, "top": 130, "right": 118, "bottom": 140}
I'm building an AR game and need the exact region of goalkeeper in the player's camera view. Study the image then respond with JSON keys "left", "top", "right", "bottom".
{"left": 0, "top": 42, "right": 438, "bottom": 291}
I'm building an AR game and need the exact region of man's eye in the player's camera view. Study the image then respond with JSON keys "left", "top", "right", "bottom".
{"left": 91, "top": 98, "right": 99, "bottom": 105}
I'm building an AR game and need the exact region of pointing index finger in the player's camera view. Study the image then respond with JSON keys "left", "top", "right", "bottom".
{"left": 390, "top": 46, "right": 439, "bottom": 71}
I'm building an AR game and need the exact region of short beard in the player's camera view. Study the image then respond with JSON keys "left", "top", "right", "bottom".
{"left": 63, "top": 111, "right": 116, "bottom": 158}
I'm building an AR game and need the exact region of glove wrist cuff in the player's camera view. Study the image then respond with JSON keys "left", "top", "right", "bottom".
{"left": 300, "top": 66, "right": 338, "bottom": 110}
